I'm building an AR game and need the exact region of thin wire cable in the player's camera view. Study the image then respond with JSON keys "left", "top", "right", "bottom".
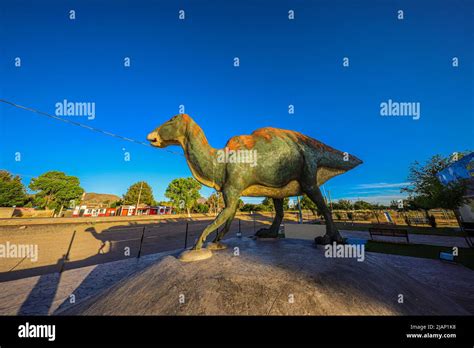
{"left": 0, "top": 98, "right": 183, "bottom": 156}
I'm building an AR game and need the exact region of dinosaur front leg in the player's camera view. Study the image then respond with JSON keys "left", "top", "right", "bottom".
{"left": 194, "top": 204, "right": 238, "bottom": 249}
{"left": 207, "top": 210, "right": 237, "bottom": 250}
{"left": 304, "top": 186, "right": 343, "bottom": 245}
{"left": 193, "top": 186, "right": 241, "bottom": 250}
{"left": 255, "top": 198, "right": 284, "bottom": 238}
{"left": 179, "top": 205, "right": 237, "bottom": 262}
{"left": 213, "top": 215, "right": 234, "bottom": 242}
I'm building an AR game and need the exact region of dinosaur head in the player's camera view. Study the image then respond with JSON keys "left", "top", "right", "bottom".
{"left": 147, "top": 114, "right": 191, "bottom": 148}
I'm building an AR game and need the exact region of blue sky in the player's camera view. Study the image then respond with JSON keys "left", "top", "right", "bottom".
{"left": 1, "top": 0, "right": 473, "bottom": 204}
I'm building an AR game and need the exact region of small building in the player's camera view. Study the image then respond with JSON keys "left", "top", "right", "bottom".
{"left": 72, "top": 192, "right": 121, "bottom": 217}
{"left": 116, "top": 204, "right": 173, "bottom": 216}
{"left": 72, "top": 192, "right": 174, "bottom": 218}
{"left": 157, "top": 206, "right": 173, "bottom": 215}
{"left": 105, "top": 207, "right": 117, "bottom": 216}
{"left": 116, "top": 205, "right": 136, "bottom": 216}
{"left": 73, "top": 206, "right": 117, "bottom": 217}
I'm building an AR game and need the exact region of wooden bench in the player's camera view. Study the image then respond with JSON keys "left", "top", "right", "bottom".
{"left": 368, "top": 226, "right": 409, "bottom": 243}
{"left": 407, "top": 217, "right": 429, "bottom": 225}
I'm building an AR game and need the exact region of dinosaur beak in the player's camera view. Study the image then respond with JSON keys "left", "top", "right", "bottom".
{"left": 147, "top": 131, "right": 162, "bottom": 147}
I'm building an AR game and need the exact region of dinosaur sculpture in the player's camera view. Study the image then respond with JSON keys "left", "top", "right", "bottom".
{"left": 147, "top": 114, "right": 362, "bottom": 261}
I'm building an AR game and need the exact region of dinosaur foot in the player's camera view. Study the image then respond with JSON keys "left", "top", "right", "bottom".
{"left": 255, "top": 228, "right": 279, "bottom": 239}
{"left": 178, "top": 248, "right": 213, "bottom": 262}
{"left": 206, "top": 241, "right": 228, "bottom": 250}
{"left": 314, "top": 234, "right": 345, "bottom": 245}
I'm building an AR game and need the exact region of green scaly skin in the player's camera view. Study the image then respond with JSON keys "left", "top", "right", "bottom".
{"left": 147, "top": 114, "right": 362, "bottom": 249}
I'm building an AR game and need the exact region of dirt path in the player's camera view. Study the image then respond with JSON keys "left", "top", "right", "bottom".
{"left": 0, "top": 216, "right": 271, "bottom": 282}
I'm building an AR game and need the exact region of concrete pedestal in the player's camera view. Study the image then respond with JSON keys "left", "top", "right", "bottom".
{"left": 59, "top": 237, "right": 474, "bottom": 315}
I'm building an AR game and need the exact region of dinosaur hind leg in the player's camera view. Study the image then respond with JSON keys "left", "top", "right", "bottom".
{"left": 303, "top": 185, "right": 343, "bottom": 245}
{"left": 255, "top": 198, "right": 283, "bottom": 238}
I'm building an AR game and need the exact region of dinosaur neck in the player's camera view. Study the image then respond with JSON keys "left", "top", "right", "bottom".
{"left": 181, "top": 121, "right": 224, "bottom": 190}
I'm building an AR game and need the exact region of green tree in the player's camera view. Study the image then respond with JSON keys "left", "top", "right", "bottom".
{"left": 206, "top": 192, "right": 224, "bottom": 216}
{"left": 371, "top": 203, "right": 388, "bottom": 210}
{"left": 332, "top": 199, "right": 353, "bottom": 210}
{"left": 110, "top": 199, "right": 123, "bottom": 208}
{"left": 260, "top": 197, "right": 274, "bottom": 211}
{"left": 194, "top": 203, "right": 210, "bottom": 214}
{"left": 157, "top": 200, "right": 173, "bottom": 206}
{"left": 401, "top": 154, "right": 469, "bottom": 222}
{"left": 123, "top": 181, "right": 155, "bottom": 206}
{"left": 165, "top": 177, "right": 201, "bottom": 217}
{"left": 300, "top": 195, "right": 322, "bottom": 216}
{"left": 261, "top": 197, "right": 290, "bottom": 211}
{"left": 240, "top": 203, "right": 262, "bottom": 212}
{"left": 0, "top": 170, "right": 28, "bottom": 207}
{"left": 353, "top": 200, "right": 373, "bottom": 210}
{"left": 29, "top": 171, "right": 84, "bottom": 214}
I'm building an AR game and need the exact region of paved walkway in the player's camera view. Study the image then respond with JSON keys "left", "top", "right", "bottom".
{"left": 341, "top": 230, "right": 470, "bottom": 248}
{"left": 0, "top": 220, "right": 264, "bottom": 282}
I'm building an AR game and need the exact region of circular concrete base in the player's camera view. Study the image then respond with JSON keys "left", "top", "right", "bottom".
{"left": 206, "top": 242, "right": 227, "bottom": 250}
{"left": 60, "top": 237, "right": 474, "bottom": 316}
{"left": 178, "top": 248, "right": 213, "bottom": 262}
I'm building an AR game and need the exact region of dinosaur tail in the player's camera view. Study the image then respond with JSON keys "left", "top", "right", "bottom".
{"left": 332, "top": 151, "right": 363, "bottom": 172}
{"left": 309, "top": 139, "right": 363, "bottom": 172}
{"left": 315, "top": 148, "right": 362, "bottom": 185}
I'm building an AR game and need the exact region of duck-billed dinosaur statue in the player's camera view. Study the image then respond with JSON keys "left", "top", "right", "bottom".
{"left": 147, "top": 114, "right": 362, "bottom": 261}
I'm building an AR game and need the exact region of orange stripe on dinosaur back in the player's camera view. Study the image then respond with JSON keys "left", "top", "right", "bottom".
{"left": 226, "top": 135, "right": 256, "bottom": 150}
{"left": 181, "top": 114, "right": 192, "bottom": 123}
{"left": 253, "top": 127, "right": 342, "bottom": 155}
{"left": 225, "top": 127, "right": 342, "bottom": 156}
